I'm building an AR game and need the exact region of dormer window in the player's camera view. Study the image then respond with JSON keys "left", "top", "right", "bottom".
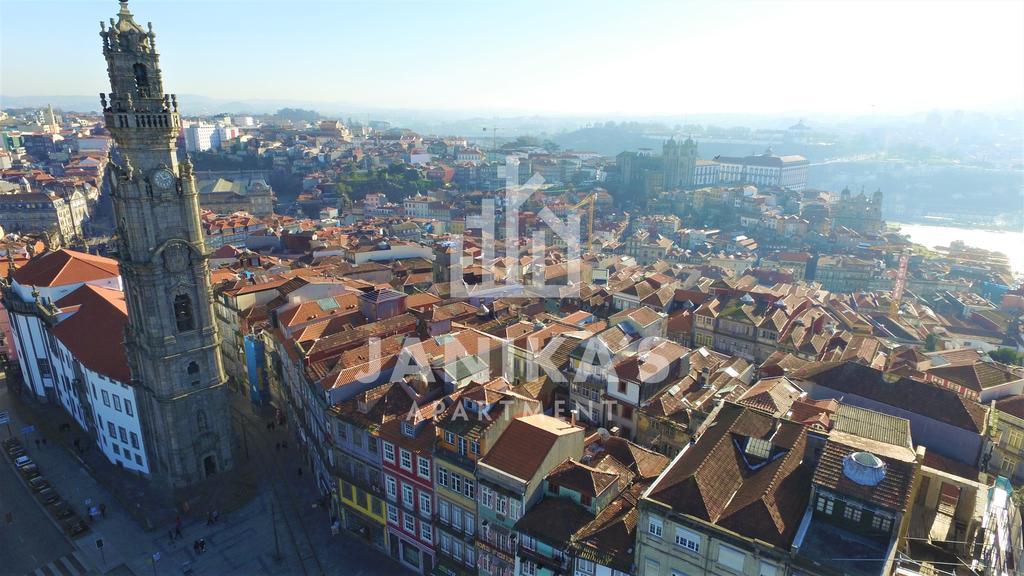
{"left": 401, "top": 420, "right": 415, "bottom": 437}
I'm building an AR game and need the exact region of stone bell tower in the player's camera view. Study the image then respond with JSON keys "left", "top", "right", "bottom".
{"left": 100, "top": 0, "right": 234, "bottom": 488}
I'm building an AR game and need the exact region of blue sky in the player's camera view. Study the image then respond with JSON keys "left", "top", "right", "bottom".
{"left": 2, "top": 0, "right": 1022, "bottom": 116}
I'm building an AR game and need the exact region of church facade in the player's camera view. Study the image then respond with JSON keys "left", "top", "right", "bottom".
{"left": 662, "top": 136, "right": 698, "bottom": 190}
{"left": 833, "top": 187, "right": 884, "bottom": 235}
{"left": 99, "top": 0, "right": 234, "bottom": 487}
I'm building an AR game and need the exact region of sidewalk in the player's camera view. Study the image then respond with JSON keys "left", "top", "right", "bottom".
{"left": 2, "top": 372, "right": 406, "bottom": 575}
{"left": 8, "top": 379, "right": 267, "bottom": 533}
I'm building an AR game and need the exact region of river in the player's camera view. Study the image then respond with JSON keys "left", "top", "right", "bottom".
{"left": 894, "top": 222, "right": 1024, "bottom": 276}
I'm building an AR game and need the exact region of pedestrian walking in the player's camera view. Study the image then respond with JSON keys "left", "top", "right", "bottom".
{"left": 35, "top": 439, "right": 40, "bottom": 448}
{"left": 212, "top": 510, "right": 219, "bottom": 524}
{"left": 193, "top": 540, "right": 200, "bottom": 554}
{"left": 41, "top": 438, "right": 46, "bottom": 447}
{"left": 99, "top": 503, "right": 106, "bottom": 518}
{"left": 168, "top": 529, "right": 174, "bottom": 543}
{"left": 206, "top": 512, "right": 213, "bottom": 526}
{"left": 199, "top": 539, "right": 206, "bottom": 553}
{"left": 5, "top": 511, "right": 12, "bottom": 525}
{"left": 175, "top": 525, "right": 182, "bottom": 538}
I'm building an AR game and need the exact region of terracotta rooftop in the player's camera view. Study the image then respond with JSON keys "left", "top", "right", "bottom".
{"left": 645, "top": 402, "right": 810, "bottom": 548}
{"left": 12, "top": 249, "right": 119, "bottom": 288}
{"left": 791, "top": 361, "right": 987, "bottom": 433}
{"left": 995, "top": 395, "right": 1024, "bottom": 420}
{"left": 595, "top": 436, "right": 669, "bottom": 480}
{"left": 547, "top": 459, "right": 620, "bottom": 498}
{"left": 926, "top": 361, "right": 1020, "bottom": 392}
{"left": 513, "top": 497, "right": 595, "bottom": 547}
{"left": 812, "top": 435, "right": 917, "bottom": 513}
{"left": 574, "top": 486, "right": 642, "bottom": 572}
{"left": 52, "top": 285, "right": 130, "bottom": 383}
{"left": 737, "top": 376, "right": 804, "bottom": 417}
{"left": 480, "top": 414, "right": 581, "bottom": 482}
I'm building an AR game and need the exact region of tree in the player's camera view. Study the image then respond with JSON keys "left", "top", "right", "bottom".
{"left": 924, "top": 333, "right": 939, "bottom": 351}
{"left": 989, "top": 347, "right": 1023, "bottom": 366}
{"left": 335, "top": 182, "right": 352, "bottom": 207}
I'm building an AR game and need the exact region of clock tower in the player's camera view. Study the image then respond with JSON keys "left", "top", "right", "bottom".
{"left": 100, "top": 0, "right": 234, "bottom": 487}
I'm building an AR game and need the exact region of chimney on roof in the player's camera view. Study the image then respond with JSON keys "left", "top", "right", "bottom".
{"left": 570, "top": 409, "right": 577, "bottom": 427}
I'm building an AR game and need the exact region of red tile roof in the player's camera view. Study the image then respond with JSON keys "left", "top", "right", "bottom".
{"left": 12, "top": 249, "right": 119, "bottom": 287}
{"left": 792, "top": 361, "right": 987, "bottom": 433}
{"left": 52, "top": 285, "right": 130, "bottom": 382}
{"left": 812, "top": 438, "right": 917, "bottom": 513}
{"left": 646, "top": 402, "right": 809, "bottom": 547}
{"left": 547, "top": 459, "right": 620, "bottom": 497}
{"left": 995, "top": 395, "right": 1024, "bottom": 420}
{"left": 481, "top": 414, "right": 581, "bottom": 482}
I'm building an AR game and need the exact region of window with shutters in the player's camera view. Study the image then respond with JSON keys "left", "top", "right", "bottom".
{"left": 717, "top": 544, "right": 746, "bottom": 572}
{"left": 674, "top": 526, "right": 700, "bottom": 554}
{"left": 648, "top": 515, "right": 663, "bottom": 538}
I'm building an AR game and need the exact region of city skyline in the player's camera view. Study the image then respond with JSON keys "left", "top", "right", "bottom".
{"left": 2, "top": 0, "right": 1023, "bottom": 117}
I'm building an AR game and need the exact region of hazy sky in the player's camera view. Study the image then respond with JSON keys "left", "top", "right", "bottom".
{"left": 2, "top": 0, "right": 1022, "bottom": 116}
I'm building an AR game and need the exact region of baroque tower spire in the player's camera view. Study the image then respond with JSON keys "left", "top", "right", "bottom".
{"left": 100, "top": 0, "right": 234, "bottom": 488}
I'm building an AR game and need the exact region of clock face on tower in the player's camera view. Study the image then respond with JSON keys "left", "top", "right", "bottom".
{"left": 152, "top": 169, "right": 175, "bottom": 190}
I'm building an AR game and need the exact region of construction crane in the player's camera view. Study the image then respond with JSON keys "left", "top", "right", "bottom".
{"left": 569, "top": 194, "right": 596, "bottom": 253}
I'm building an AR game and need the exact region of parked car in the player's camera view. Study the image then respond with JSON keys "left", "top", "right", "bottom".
{"left": 2, "top": 438, "right": 20, "bottom": 451}
{"left": 63, "top": 518, "right": 88, "bottom": 536}
{"left": 19, "top": 463, "right": 40, "bottom": 478}
{"left": 28, "top": 476, "right": 49, "bottom": 492}
{"left": 39, "top": 487, "right": 59, "bottom": 505}
{"left": 14, "top": 455, "right": 32, "bottom": 468}
{"left": 50, "top": 500, "right": 74, "bottom": 520}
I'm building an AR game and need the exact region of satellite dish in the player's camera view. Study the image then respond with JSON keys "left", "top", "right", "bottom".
{"left": 597, "top": 427, "right": 611, "bottom": 441}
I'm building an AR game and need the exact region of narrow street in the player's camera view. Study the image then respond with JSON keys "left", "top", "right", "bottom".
{"left": 0, "top": 387, "right": 76, "bottom": 575}
{"left": 0, "top": 372, "right": 405, "bottom": 576}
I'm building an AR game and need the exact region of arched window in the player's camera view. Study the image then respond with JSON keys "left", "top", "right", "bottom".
{"left": 187, "top": 361, "right": 200, "bottom": 387}
{"left": 174, "top": 294, "right": 194, "bottom": 332}
{"left": 133, "top": 63, "right": 149, "bottom": 97}
{"left": 196, "top": 409, "right": 208, "bottom": 433}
